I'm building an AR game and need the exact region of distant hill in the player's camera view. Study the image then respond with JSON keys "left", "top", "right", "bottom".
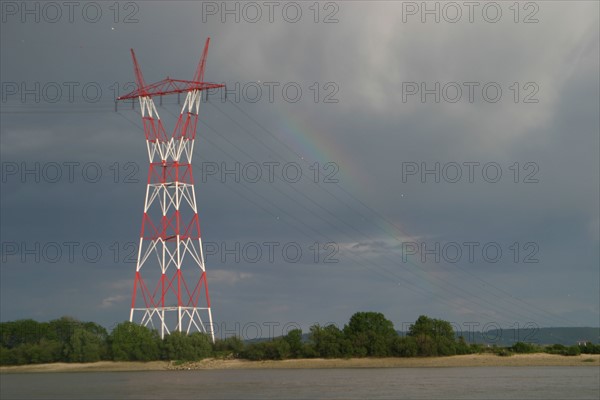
{"left": 250, "top": 328, "right": 600, "bottom": 346}
{"left": 450, "top": 327, "right": 600, "bottom": 346}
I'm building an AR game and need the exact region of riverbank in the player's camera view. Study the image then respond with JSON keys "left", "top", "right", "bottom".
{"left": 1, "top": 354, "right": 598, "bottom": 373}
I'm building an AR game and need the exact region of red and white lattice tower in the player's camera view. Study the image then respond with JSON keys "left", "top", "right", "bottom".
{"left": 117, "top": 38, "right": 224, "bottom": 340}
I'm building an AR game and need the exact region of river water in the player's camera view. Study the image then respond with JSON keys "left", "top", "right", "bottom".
{"left": 1, "top": 366, "right": 599, "bottom": 399}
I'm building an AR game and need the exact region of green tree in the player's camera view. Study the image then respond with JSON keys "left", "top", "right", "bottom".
{"left": 241, "top": 339, "right": 290, "bottom": 360}
{"left": 511, "top": 342, "right": 538, "bottom": 354}
{"left": 26, "top": 341, "right": 57, "bottom": 364}
{"left": 188, "top": 332, "right": 213, "bottom": 359}
{"left": 309, "top": 324, "right": 347, "bottom": 358}
{"left": 408, "top": 315, "right": 457, "bottom": 356}
{"left": 264, "top": 339, "right": 291, "bottom": 360}
{"left": 161, "top": 331, "right": 212, "bottom": 361}
{"left": 391, "top": 336, "right": 418, "bottom": 357}
{"left": 455, "top": 336, "right": 473, "bottom": 355}
{"left": 0, "top": 317, "right": 90, "bottom": 364}
{"left": 66, "top": 328, "right": 104, "bottom": 362}
{"left": 48, "top": 317, "right": 81, "bottom": 352}
{"left": 64, "top": 322, "right": 108, "bottom": 362}
{"left": 408, "top": 315, "right": 454, "bottom": 341}
{"left": 343, "top": 312, "right": 397, "bottom": 357}
{"left": 2, "top": 345, "right": 28, "bottom": 365}
{"left": 162, "top": 331, "right": 196, "bottom": 361}
{"left": 301, "top": 342, "right": 318, "bottom": 358}
{"left": 0, "top": 319, "right": 63, "bottom": 364}
{"left": 0, "top": 319, "right": 47, "bottom": 349}
{"left": 284, "top": 329, "right": 303, "bottom": 358}
{"left": 241, "top": 342, "right": 267, "bottom": 360}
{"left": 109, "top": 322, "right": 160, "bottom": 361}
{"left": 214, "top": 336, "right": 244, "bottom": 357}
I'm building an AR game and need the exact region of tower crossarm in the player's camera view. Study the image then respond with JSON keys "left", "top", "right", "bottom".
{"left": 117, "top": 79, "right": 225, "bottom": 101}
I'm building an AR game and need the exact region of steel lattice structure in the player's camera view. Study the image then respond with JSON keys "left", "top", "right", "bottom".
{"left": 118, "top": 38, "right": 224, "bottom": 341}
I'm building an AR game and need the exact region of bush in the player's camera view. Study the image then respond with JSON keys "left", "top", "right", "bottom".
{"left": 579, "top": 342, "right": 600, "bottom": 354}
{"left": 467, "top": 343, "right": 486, "bottom": 354}
{"left": 455, "top": 336, "right": 474, "bottom": 355}
{"left": 391, "top": 336, "right": 418, "bottom": 357}
{"left": 241, "top": 339, "right": 290, "bottom": 360}
{"left": 214, "top": 336, "right": 244, "bottom": 357}
{"left": 240, "top": 342, "right": 267, "bottom": 361}
{"left": 162, "top": 332, "right": 213, "bottom": 361}
{"left": 545, "top": 344, "right": 566, "bottom": 355}
{"left": 301, "top": 342, "right": 318, "bottom": 358}
{"left": 66, "top": 330, "right": 103, "bottom": 362}
{"left": 496, "top": 349, "right": 513, "bottom": 357}
{"left": 168, "top": 332, "right": 195, "bottom": 361}
{"left": 188, "top": 332, "right": 213, "bottom": 359}
{"left": 0, "top": 317, "right": 108, "bottom": 365}
{"left": 511, "top": 342, "right": 539, "bottom": 354}
{"left": 434, "top": 340, "right": 457, "bottom": 356}
{"left": 109, "top": 322, "right": 160, "bottom": 361}
{"left": 564, "top": 345, "right": 581, "bottom": 356}
{"left": 0, "top": 345, "right": 28, "bottom": 365}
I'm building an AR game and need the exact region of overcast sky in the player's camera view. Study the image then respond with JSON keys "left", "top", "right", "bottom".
{"left": 1, "top": 1, "right": 598, "bottom": 338}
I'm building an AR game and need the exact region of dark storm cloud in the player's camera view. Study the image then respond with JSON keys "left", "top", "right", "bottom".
{"left": 1, "top": 1, "right": 598, "bottom": 332}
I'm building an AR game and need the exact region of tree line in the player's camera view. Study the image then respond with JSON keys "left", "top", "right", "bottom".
{"left": 1, "top": 313, "right": 597, "bottom": 365}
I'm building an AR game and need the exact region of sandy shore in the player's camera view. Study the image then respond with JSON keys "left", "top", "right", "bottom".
{"left": 1, "top": 354, "right": 598, "bottom": 373}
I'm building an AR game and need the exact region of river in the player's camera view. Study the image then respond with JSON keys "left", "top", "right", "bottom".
{"left": 1, "top": 366, "right": 599, "bottom": 399}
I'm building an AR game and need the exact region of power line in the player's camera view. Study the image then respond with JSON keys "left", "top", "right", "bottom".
{"left": 207, "top": 100, "right": 577, "bottom": 326}
{"left": 158, "top": 103, "right": 560, "bottom": 326}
